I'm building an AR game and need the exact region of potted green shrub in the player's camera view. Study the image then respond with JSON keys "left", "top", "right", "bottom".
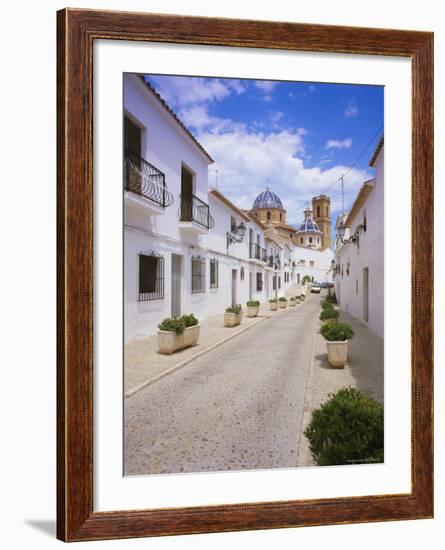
{"left": 278, "top": 296, "right": 288, "bottom": 309}
{"left": 320, "top": 321, "right": 354, "bottom": 368}
{"left": 157, "top": 314, "right": 200, "bottom": 354}
{"left": 304, "top": 387, "right": 383, "bottom": 465}
{"left": 319, "top": 305, "right": 340, "bottom": 321}
{"left": 246, "top": 300, "right": 260, "bottom": 318}
{"left": 269, "top": 298, "right": 278, "bottom": 311}
{"left": 224, "top": 304, "right": 243, "bottom": 327}
{"left": 289, "top": 297, "right": 296, "bottom": 307}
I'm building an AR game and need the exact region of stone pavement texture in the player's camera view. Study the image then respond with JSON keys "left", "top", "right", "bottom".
{"left": 297, "top": 305, "right": 384, "bottom": 467}
{"left": 124, "top": 295, "right": 321, "bottom": 476}
{"left": 125, "top": 301, "right": 296, "bottom": 396}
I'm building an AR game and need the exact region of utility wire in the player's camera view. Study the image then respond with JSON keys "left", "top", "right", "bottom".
{"left": 286, "top": 124, "right": 384, "bottom": 216}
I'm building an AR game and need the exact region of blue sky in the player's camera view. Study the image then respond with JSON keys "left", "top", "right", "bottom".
{"left": 145, "top": 74, "right": 383, "bottom": 228}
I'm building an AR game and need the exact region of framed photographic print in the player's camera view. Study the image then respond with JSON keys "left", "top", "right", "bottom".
{"left": 57, "top": 8, "right": 433, "bottom": 542}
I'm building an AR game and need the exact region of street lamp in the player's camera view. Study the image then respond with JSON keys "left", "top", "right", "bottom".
{"left": 336, "top": 221, "right": 366, "bottom": 249}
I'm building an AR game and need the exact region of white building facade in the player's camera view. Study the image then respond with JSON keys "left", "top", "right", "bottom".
{"left": 334, "top": 137, "right": 384, "bottom": 337}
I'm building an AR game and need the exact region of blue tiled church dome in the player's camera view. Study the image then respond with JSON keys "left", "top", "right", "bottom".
{"left": 299, "top": 209, "right": 322, "bottom": 233}
{"left": 252, "top": 188, "right": 283, "bottom": 209}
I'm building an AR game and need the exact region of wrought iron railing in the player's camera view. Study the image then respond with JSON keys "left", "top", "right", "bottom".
{"left": 124, "top": 149, "right": 174, "bottom": 208}
{"left": 179, "top": 193, "right": 215, "bottom": 229}
{"left": 250, "top": 242, "right": 267, "bottom": 262}
{"left": 267, "top": 254, "right": 281, "bottom": 269}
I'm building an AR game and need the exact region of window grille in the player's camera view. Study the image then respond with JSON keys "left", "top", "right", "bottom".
{"left": 256, "top": 272, "right": 263, "bottom": 292}
{"left": 278, "top": 276, "right": 281, "bottom": 289}
{"left": 192, "top": 256, "right": 206, "bottom": 294}
{"left": 210, "top": 258, "right": 218, "bottom": 289}
{"left": 138, "top": 251, "right": 164, "bottom": 301}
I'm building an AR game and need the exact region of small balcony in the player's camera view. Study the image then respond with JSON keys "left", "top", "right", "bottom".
{"left": 250, "top": 243, "right": 267, "bottom": 264}
{"left": 179, "top": 193, "right": 215, "bottom": 234}
{"left": 124, "top": 150, "right": 174, "bottom": 215}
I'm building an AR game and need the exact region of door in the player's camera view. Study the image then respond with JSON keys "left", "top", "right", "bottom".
{"left": 248, "top": 271, "right": 253, "bottom": 301}
{"left": 363, "top": 267, "right": 369, "bottom": 323}
{"left": 231, "top": 269, "right": 237, "bottom": 307}
{"left": 171, "top": 254, "right": 182, "bottom": 318}
{"left": 181, "top": 166, "right": 193, "bottom": 221}
{"left": 124, "top": 116, "right": 142, "bottom": 193}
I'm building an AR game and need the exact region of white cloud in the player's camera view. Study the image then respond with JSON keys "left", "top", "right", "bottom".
{"left": 197, "top": 125, "right": 369, "bottom": 225}
{"left": 148, "top": 76, "right": 246, "bottom": 108}
{"left": 344, "top": 99, "right": 359, "bottom": 118}
{"left": 254, "top": 81, "right": 278, "bottom": 92}
{"left": 325, "top": 138, "right": 353, "bottom": 150}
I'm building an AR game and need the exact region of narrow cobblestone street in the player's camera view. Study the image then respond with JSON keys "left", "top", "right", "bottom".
{"left": 124, "top": 294, "right": 322, "bottom": 475}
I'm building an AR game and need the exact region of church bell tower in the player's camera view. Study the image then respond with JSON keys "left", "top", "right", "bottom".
{"left": 312, "top": 195, "right": 331, "bottom": 249}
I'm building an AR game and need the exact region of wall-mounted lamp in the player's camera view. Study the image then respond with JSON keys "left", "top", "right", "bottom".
{"left": 227, "top": 222, "right": 247, "bottom": 248}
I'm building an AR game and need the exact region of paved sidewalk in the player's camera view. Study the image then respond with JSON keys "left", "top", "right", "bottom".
{"left": 124, "top": 300, "right": 308, "bottom": 396}
{"left": 297, "top": 308, "right": 384, "bottom": 467}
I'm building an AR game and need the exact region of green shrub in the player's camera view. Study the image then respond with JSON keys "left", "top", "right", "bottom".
{"left": 302, "top": 275, "right": 312, "bottom": 284}
{"left": 158, "top": 317, "right": 186, "bottom": 335}
{"left": 320, "top": 321, "right": 354, "bottom": 341}
{"left": 324, "top": 293, "right": 337, "bottom": 306}
{"left": 322, "top": 296, "right": 336, "bottom": 309}
{"left": 319, "top": 307, "right": 339, "bottom": 321}
{"left": 225, "top": 304, "right": 242, "bottom": 314}
{"left": 278, "top": 297, "right": 288, "bottom": 302}
{"left": 269, "top": 298, "right": 278, "bottom": 303}
{"left": 304, "top": 387, "right": 384, "bottom": 466}
{"left": 180, "top": 313, "right": 199, "bottom": 327}
{"left": 246, "top": 300, "right": 260, "bottom": 307}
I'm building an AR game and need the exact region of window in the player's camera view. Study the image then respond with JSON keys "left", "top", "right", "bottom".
{"left": 138, "top": 251, "right": 164, "bottom": 301}
{"left": 326, "top": 206, "right": 329, "bottom": 217}
{"left": 267, "top": 211, "right": 271, "bottom": 221}
{"left": 317, "top": 206, "right": 320, "bottom": 217}
{"left": 278, "top": 276, "right": 281, "bottom": 289}
{"left": 272, "top": 275, "right": 277, "bottom": 290}
{"left": 363, "top": 210, "right": 367, "bottom": 232}
{"left": 256, "top": 272, "right": 263, "bottom": 292}
{"left": 240, "top": 266, "right": 245, "bottom": 281}
{"left": 309, "top": 237, "right": 313, "bottom": 244}
{"left": 191, "top": 256, "right": 206, "bottom": 293}
{"left": 280, "top": 213, "right": 283, "bottom": 221}
{"left": 300, "top": 260, "right": 305, "bottom": 267}
{"left": 209, "top": 258, "right": 218, "bottom": 289}
{"left": 317, "top": 238, "right": 320, "bottom": 244}
{"left": 230, "top": 216, "right": 237, "bottom": 232}
{"left": 300, "top": 237, "right": 304, "bottom": 244}
{"left": 356, "top": 279, "right": 359, "bottom": 295}
{"left": 310, "top": 261, "right": 314, "bottom": 268}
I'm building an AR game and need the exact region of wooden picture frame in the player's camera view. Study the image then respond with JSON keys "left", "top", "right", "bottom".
{"left": 57, "top": 8, "right": 434, "bottom": 542}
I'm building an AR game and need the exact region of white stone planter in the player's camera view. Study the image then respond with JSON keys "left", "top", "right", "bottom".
{"left": 289, "top": 299, "right": 296, "bottom": 307}
{"left": 279, "top": 301, "right": 287, "bottom": 309}
{"left": 224, "top": 312, "right": 242, "bottom": 327}
{"left": 326, "top": 340, "right": 349, "bottom": 368}
{"left": 246, "top": 305, "right": 259, "bottom": 318}
{"left": 157, "top": 325, "right": 201, "bottom": 355}
{"left": 295, "top": 296, "right": 301, "bottom": 304}
{"left": 269, "top": 302, "right": 278, "bottom": 311}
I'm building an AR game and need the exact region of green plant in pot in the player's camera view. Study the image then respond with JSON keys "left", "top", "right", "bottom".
{"left": 269, "top": 298, "right": 278, "bottom": 311}
{"left": 224, "top": 304, "right": 243, "bottom": 327}
{"left": 320, "top": 321, "right": 354, "bottom": 368}
{"left": 304, "top": 387, "right": 383, "bottom": 466}
{"left": 278, "top": 296, "right": 288, "bottom": 308}
{"left": 319, "top": 306, "right": 339, "bottom": 321}
{"left": 246, "top": 300, "right": 260, "bottom": 318}
{"left": 157, "top": 314, "right": 200, "bottom": 354}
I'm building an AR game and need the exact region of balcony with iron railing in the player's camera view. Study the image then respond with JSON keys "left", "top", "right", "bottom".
{"left": 179, "top": 193, "right": 215, "bottom": 232}
{"left": 124, "top": 149, "right": 174, "bottom": 212}
{"left": 250, "top": 242, "right": 267, "bottom": 263}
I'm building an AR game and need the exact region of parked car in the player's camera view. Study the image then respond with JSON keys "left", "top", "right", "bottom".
{"left": 311, "top": 283, "right": 321, "bottom": 294}
{"left": 320, "top": 282, "right": 328, "bottom": 288}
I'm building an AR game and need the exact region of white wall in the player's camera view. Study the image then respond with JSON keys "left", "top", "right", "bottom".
{"left": 292, "top": 246, "right": 335, "bottom": 285}
{"left": 335, "top": 149, "right": 384, "bottom": 337}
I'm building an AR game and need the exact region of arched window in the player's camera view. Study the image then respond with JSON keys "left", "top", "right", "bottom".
{"left": 326, "top": 206, "right": 329, "bottom": 217}
{"left": 279, "top": 213, "right": 282, "bottom": 221}
{"left": 317, "top": 206, "right": 320, "bottom": 218}
{"left": 300, "top": 238, "right": 303, "bottom": 244}
{"left": 309, "top": 237, "right": 313, "bottom": 244}
{"left": 267, "top": 211, "right": 271, "bottom": 221}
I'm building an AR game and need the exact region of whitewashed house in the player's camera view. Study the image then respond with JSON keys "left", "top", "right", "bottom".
{"left": 124, "top": 74, "right": 215, "bottom": 341}
{"left": 334, "top": 136, "right": 384, "bottom": 337}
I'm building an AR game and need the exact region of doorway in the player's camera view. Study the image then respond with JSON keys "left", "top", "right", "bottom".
{"left": 171, "top": 254, "right": 182, "bottom": 318}
{"left": 363, "top": 267, "right": 369, "bottom": 323}
{"left": 231, "top": 269, "right": 237, "bottom": 307}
